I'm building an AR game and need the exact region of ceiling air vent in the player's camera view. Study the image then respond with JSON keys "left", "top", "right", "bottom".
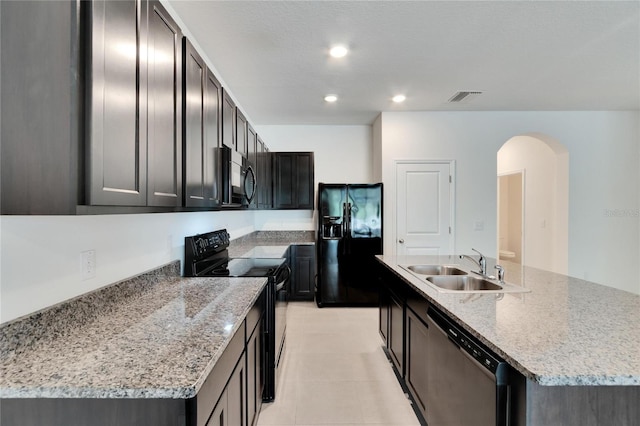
{"left": 448, "top": 91, "right": 483, "bottom": 103}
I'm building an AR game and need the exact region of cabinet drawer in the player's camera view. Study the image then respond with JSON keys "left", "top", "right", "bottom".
{"left": 246, "top": 289, "right": 265, "bottom": 337}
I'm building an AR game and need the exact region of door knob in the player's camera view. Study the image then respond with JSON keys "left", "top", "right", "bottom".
{"left": 399, "top": 239, "right": 404, "bottom": 244}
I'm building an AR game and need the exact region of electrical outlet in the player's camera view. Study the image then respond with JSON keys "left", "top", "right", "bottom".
{"left": 81, "top": 250, "right": 96, "bottom": 280}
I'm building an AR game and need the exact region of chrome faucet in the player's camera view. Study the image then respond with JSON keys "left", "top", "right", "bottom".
{"left": 494, "top": 264, "right": 505, "bottom": 285}
{"left": 459, "top": 248, "right": 488, "bottom": 277}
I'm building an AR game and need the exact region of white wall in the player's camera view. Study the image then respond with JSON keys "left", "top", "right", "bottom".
{"left": 0, "top": 211, "right": 255, "bottom": 323}
{"left": 379, "top": 111, "right": 639, "bottom": 294}
{"left": 255, "top": 125, "right": 374, "bottom": 231}
{"left": 498, "top": 136, "right": 568, "bottom": 274}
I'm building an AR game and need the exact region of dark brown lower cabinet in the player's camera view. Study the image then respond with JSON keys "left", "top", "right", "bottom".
{"left": 388, "top": 292, "right": 404, "bottom": 376}
{"left": 1, "top": 289, "right": 266, "bottom": 426}
{"left": 378, "top": 286, "right": 389, "bottom": 344}
{"left": 405, "top": 307, "right": 429, "bottom": 419}
{"left": 207, "top": 355, "right": 246, "bottom": 426}
{"left": 289, "top": 244, "right": 316, "bottom": 301}
{"left": 247, "top": 316, "right": 264, "bottom": 426}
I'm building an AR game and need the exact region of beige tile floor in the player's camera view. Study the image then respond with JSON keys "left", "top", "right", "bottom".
{"left": 257, "top": 302, "right": 421, "bottom": 426}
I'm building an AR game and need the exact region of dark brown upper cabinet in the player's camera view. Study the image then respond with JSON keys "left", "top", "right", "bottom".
{"left": 145, "top": 1, "right": 183, "bottom": 207}
{"left": 256, "top": 137, "right": 273, "bottom": 210}
{"left": 221, "top": 89, "right": 236, "bottom": 151}
{"left": 1, "top": 0, "right": 83, "bottom": 214}
{"left": 236, "top": 109, "right": 248, "bottom": 158}
{"left": 1, "top": 0, "right": 184, "bottom": 213}
{"left": 274, "top": 152, "right": 315, "bottom": 210}
{"left": 183, "top": 37, "right": 222, "bottom": 208}
{"left": 88, "top": 0, "right": 182, "bottom": 207}
{"left": 86, "top": 0, "right": 149, "bottom": 206}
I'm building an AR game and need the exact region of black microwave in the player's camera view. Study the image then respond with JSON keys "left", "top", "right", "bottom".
{"left": 221, "top": 145, "right": 256, "bottom": 206}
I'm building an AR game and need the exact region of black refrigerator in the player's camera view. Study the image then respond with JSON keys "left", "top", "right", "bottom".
{"left": 315, "top": 183, "right": 383, "bottom": 307}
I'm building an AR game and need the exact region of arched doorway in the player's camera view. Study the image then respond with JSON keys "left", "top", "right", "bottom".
{"left": 497, "top": 134, "right": 569, "bottom": 274}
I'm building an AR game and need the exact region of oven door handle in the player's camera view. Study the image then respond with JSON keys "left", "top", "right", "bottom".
{"left": 275, "top": 265, "right": 291, "bottom": 291}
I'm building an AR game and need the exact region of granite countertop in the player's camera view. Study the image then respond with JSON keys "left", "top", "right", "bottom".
{"left": 0, "top": 263, "right": 267, "bottom": 399}
{"left": 0, "top": 231, "right": 315, "bottom": 399}
{"left": 377, "top": 254, "right": 640, "bottom": 386}
{"left": 228, "top": 230, "right": 315, "bottom": 258}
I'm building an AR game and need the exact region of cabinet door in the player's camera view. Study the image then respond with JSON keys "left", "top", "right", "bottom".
{"left": 389, "top": 293, "right": 404, "bottom": 376}
{"left": 274, "top": 152, "right": 314, "bottom": 209}
{"left": 236, "top": 109, "right": 248, "bottom": 157}
{"left": 247, "top": 318, "right": 263, "bottom": 426}
{"left": 247, "top": 126, "right": 257, "bottom": 169}
{"left": 147, "top": 1, "right": 182, "bottom": 206}
{"left": 88, "top": 0, "right": 148, "bottom": 206}
{"left": 274, "top": 153, "right": 295, "bottom": 208}
{"left": 379, "top": 286, "right": 390, "bottom": 345}
{"left": 294, "top": 153, "right": 314, "bottom": 209}
{"left": 1, "top": 0, "right": 82, "bottom": 214}
{"left": 206, "top": 392, "right": 227, "bottom": 426}
{"left": 183, "top": 39, "right": 206, "bottom": 207}
{"left": 406, "top": 308, "right": 429, "bottom": 418}
{"left": 290, "top": 245, "right": 315, "bottom": 301}
{"left": 204, "top": 69, "right": 222, "bottom": 205}
{"left": 257, "top": 139, "right": 273, "bottom": 209}
{"left": 227, "top": 356, "right": 246, "bottom": 426}
{"left": 183, "top": 39, "right": 221, "bottom": 208}
{"left": 221, "top": 89, "right": 236, "bottom": 150}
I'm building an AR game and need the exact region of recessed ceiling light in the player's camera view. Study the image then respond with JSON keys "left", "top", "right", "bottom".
{"left": 392, "top": 94, "right": 406, "bottom": 103}
{"left": 324, "top": 94, "right": 338, "bottom": 103}
{"left": 329, "top": 45, "right": 348, "bottom": 58}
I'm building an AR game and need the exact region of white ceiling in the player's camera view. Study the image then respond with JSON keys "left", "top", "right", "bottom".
{"left": 168, "top": 0, "right": 640, "bottom": 125}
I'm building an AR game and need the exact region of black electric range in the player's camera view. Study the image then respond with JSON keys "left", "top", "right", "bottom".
{"left": 184, "top": 229, "right": 289, "bottom": 402}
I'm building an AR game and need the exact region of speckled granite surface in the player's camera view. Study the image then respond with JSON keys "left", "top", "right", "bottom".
{"left": 378, "top": 254, "right": 640, "bottom": 386}
{"left": 228, "top": 230, "right": 315, "bottom": 257}
{"left": 0, "top": 262, "right": 267, "bottom": 399}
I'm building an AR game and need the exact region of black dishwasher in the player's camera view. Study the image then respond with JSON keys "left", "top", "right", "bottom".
{"left": 426, "top": 306, "right": 511, "bottom": 426}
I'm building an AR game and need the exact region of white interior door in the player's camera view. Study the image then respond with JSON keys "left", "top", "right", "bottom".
{"left": 396, "top": 161, "right": 454, "bottom": 255}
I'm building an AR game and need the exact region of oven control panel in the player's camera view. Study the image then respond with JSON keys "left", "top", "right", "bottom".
{"left": 185, "top": 229, "right": 230, "bottom": 261}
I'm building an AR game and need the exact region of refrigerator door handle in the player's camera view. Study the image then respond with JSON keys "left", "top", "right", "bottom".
{"left": 342, "top": 202, "right": 347, "bottom": 237}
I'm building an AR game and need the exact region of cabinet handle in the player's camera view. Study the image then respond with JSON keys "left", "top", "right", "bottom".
{"left": 399, "top": 239, "right": 405, "bottom": 244}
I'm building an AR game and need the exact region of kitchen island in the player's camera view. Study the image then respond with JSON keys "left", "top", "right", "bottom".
{"left": 376, "top": 254, "right": 640, "bottom": 425}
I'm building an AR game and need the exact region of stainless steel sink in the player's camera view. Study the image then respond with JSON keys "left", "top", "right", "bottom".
{"left": 426, "top": 275, "right": 502, "bottom": 291}
{"left": 399, "top": 263, "right": 530, "bottom": 293}
{"left": 404, "top": 265, "right": 467, "bottom": 276}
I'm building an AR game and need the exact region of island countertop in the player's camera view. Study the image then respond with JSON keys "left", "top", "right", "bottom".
{"left": 377, "top": 254, "right": 640, "bottom": 386}
{"left": 0, "top": 262, "right": 267, "bottom": 399}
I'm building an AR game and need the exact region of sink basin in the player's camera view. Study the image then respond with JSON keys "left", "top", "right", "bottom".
{"left": 426, "top": 275, "right": 502, "bottom": 291}
{"left": 404, "top": 265, "right": 467, "bottom": 276}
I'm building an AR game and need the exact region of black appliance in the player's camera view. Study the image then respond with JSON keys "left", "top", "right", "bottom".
{"left": 316, "top": 183, "right": 383, "bottom": 307}
{"left": 426, "top": 306, "right": 511, "bottom": 426}
{"left": 184, "top": 229, "right": 289, "bottom": 402}
{"left": 221, "top": 146, "right": 256, "bottom": 206}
